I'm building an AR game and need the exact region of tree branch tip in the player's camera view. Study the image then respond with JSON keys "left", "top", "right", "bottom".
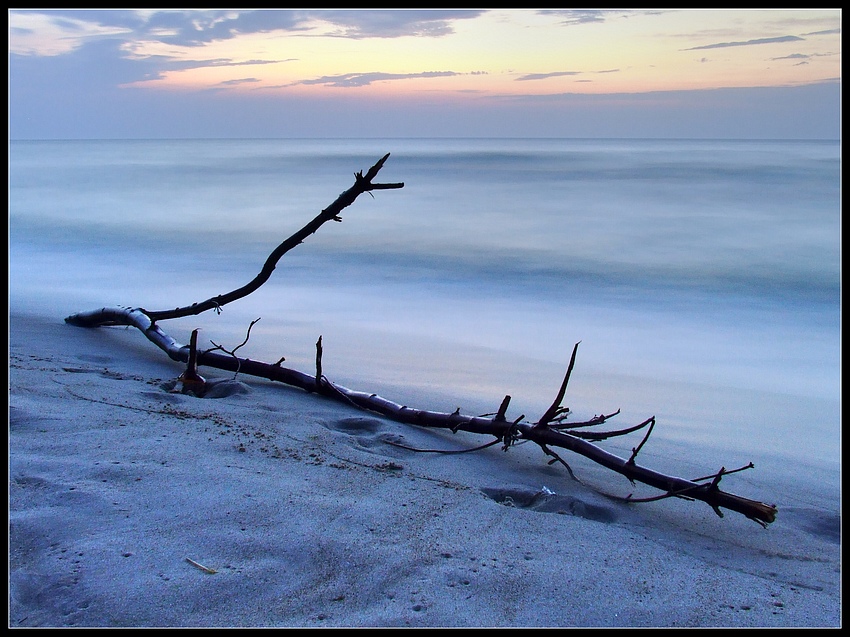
{"left": 495, "top": 395, "right": 511, "bottom": 421}
{"left": 710, "top": 470, "right": 724, "bottom": 489}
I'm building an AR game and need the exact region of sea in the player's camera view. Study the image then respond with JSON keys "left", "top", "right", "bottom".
{"left": 9, "top": 138, "right": 841, "bottom": 496}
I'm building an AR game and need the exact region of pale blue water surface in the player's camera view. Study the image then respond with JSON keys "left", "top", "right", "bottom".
{"left": 9, "top": 138, "right": 841, "bottom": 496}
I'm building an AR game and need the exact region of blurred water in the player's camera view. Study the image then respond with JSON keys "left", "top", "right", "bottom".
{"left": 9, "top": 138, "right": 841, "bottom": 477}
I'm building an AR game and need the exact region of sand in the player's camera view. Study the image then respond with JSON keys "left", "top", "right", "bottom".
{"left": 8, "top": 312, "right": 841, "bottom": 627}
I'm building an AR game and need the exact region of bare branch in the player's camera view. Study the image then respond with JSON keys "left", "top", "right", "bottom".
{"left": 627, "top": 416, "right": 656, "bottom": 464}
{"left": 204, "top": 317, "right": 262, "bottom": 379}
{"left": 128, "top": 154, "right": 403, "bottom": 323}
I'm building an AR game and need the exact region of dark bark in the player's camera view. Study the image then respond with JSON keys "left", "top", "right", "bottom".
{"left": 64, "top": 303, "right": 777, "bottom": 527}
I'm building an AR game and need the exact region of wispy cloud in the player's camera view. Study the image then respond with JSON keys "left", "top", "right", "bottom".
{"left": 770, "top": 51, "right": 838, "bottom": 67}
{"left": 802, "top": 28, "right": 840, "bottom": 36}
{"left": 536, "top": 9, "right": 641, "bottom": 26}
{"left": 175, "top": 58, "right": 295, "bottom": 71}
{"left": 683, "top": 35, "right": 804, "bottom": 51}
{"left": 537, "top": 9, "right": 610, "bottom": 25}
{"left": 516, "top": 71, "right": 581, "bottom": 81}
{"left": 10, "top": 9, "right": 487, "bottom": 55}
{"left": 300, "top": 9, "right": 485, "bottom": 39}
{"left": 9, "top": 10, "right": 134, "bottom": 56}
{"left": 290, "top": 70, "right": 461, "bottom": 88}
{"left": 516, "top": 69, "right": 619, "bottom": 82}
{"left": 218, "top": 77, "right": 261, "bottom": 86}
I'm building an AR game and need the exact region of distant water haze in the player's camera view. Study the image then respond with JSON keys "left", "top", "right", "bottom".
{"left": 9, "top": 138, "right": 840, "bottom": 481}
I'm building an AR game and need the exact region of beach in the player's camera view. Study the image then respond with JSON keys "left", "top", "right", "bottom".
{"left": 8, "top": 310, "right": 841, "bottom": 627}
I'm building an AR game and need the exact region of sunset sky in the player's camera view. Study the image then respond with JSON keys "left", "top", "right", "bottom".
{"left": 8, "top": 8, "right": 841, "bottom": 139}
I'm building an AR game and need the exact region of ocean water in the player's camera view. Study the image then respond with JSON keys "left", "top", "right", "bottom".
{"left": 9, "top": 138, "right": 841, "bottom": 486}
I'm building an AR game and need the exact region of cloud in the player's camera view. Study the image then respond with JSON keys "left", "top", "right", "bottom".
{"left": 536, "top": 9, "right": 610, "bottom": 25}
{"left": 767, "top": 51, "right": 837, "bottom": 66}
{"left": 218, "top": 77, "right": 261, "bottom": 86}
{"left": 299, "top": 9, "right": 485, "bottom": 39}
{"left": 10, "top": 37, "right": 169, "bottom": 91}
{"left": 168, "top": 57, "right": 295, "bottom": 72}
{"left": 289, "top": 70, "right": 460, "bottom": 88}
{"left": 802, "top": 28, "right": 840, "bottom": 36}
{"left": 516, "top": 71, "right": 581, "bottom": 81}
{"left": 8, "top": 9, "right": 487, "bottom": 55}
{"left": 8, "top": 10, "right": 134, "bottom": 56}
{"left": 537, "top": 9, "right": 666, "bottom": 26}
{"left": 516, "top": 69, "right": 619, "bottom": 81}
{"left": 683, "top": 35, "right": 804, "bottom": 51}
{"left": 536, "top": 9, "right": 633, "bottom": 26}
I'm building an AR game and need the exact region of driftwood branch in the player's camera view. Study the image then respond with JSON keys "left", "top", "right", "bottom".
{"left": 64, "top": 154, "right": 777, "bottom": 527}
{"left": 70, "top": 153, "right": 401, "bottom": 326}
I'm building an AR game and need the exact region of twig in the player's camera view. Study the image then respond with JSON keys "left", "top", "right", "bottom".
{"left": 205, "top": 317, "right": 262, "bottom": 379}
{"left": 691, "top": 463, "right": 755, "bottom": 483}
{"left": 185, "top": 557, "right": 217, "bottom": 574}
{"left": 384, "top": 438, "right": 502, "bottom": 454}
{"left": 550, "top": 409, "right": 620, "bottom": 428}
{"left": 537, "top": 341, "right": 580, "bottom": 427}
{"left": 627, "top": 416, "right": 656, "bottom": 464}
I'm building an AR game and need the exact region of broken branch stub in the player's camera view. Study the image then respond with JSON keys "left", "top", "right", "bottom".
{"left": 64, "top": 154, "right": 777, "bottom": 527}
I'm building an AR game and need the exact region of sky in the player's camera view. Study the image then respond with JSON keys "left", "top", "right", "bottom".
{"left": 7, "top": 8, "right": 842, "bottom": 140}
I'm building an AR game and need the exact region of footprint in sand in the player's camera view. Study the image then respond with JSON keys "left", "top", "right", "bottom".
{"left": 321, "top": 417, "right": 409, "bottom": 458}
{"left": 780, "top": 506, "right": 841, "bottom": 544}
{"left": 480, "top": 486, "right": 619, "bottom": 523}
{"left": 158, "top": 378, "right": 252, "bottom": 399}
{"left": 9, "top": 406, "right": 62, "bottom": 432}
{"left": 77, "top": 354, "right": 115, "bottom": 365}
